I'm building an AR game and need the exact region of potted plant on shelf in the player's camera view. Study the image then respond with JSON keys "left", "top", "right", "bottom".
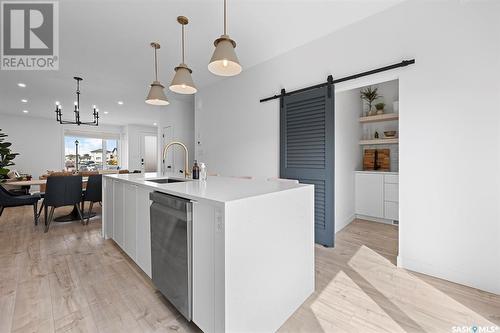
{"left": 0, "top": 129, "right": 19, "bottom": 182}
{"left": 375, "top": 102, "right": 385, "bottom": 115}
{"left": 360, "top": 87, "right": 382, "bottom": 116}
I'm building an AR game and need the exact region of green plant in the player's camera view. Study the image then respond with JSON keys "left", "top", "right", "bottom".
{"left": 360, "top": 87, "right": 382, "bottom": 112}
{"left": 0, "top": 129, "right": 19, "bottom": 181}
{"left": 375, "top": 102, "right": 385, "bottom": 110}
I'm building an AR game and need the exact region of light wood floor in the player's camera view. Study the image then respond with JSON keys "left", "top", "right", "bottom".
{"left": 0, "top": 206, "right": 498, "bottom": 333}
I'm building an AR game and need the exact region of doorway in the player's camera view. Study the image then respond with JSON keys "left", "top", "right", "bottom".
{"left": 140, "top": 133, "right": 158, "bottom": 172}
{"left": 335, "top": 77, "right": 400, "bottom": 257}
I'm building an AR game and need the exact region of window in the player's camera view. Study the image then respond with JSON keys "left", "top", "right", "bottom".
{"left": 64, "top": 132, "right": 120, "bottom": 172}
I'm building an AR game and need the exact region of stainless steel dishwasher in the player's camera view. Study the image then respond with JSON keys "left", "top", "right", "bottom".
{"left": 150, "top": 191, "right": 193, "bottom": 321}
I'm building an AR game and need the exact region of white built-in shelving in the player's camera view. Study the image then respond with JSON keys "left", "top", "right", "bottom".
{"left": 359, "top": 113, "right": 399, "bottom": 123}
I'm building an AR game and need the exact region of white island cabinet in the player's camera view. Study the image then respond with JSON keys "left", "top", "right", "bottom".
{"left": 102, "top": 178, "right": 152, "bottom": 276}
{"left": 102, "top": 172, "right": 315, "bottom": 333}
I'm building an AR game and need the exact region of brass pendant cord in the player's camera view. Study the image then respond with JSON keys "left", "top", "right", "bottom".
{"left": 154, "top": 46, "right": 159, "bottom": 81}
{"left": 182, "top": 23, "right": 185, "bottom": 63}
{"left": 224, "top": 0, "right": 227, "bottom": 35}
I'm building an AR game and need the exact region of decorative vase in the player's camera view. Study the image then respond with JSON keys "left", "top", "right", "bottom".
{"left": 362, "top": 102, "right": 369, "bottom": 117}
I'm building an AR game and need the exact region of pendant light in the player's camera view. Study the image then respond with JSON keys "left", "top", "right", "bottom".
{"left": 170, "top": 16, "right": 197, "bottom": 94}
{"left": 146, "top": 42, "right": 169, "bottom": 106}
{"left": 208, "top": 0, "right": 242, "bottom": 76}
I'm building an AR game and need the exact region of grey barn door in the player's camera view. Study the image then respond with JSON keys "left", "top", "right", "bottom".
{"left": 280, "top": 86, "right": 334, "bottom": 247}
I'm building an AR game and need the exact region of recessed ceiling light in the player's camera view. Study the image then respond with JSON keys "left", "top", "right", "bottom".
{"left": 22, "top": 110, "right": 29, "bottom": 113}
{"left": 21, "top": 99, "right": 28, "bottom": 103}
{"left": 153, "top": 122, "right": 157, "bottom": 126}
{"left": 104, "top": 111, "right": 109, "bottom": 114}
{"left": 117, "top": 101, "right": 124, "bottom": 105}
{"left": 18, "top": 83, "right": 26, "bottom": 88}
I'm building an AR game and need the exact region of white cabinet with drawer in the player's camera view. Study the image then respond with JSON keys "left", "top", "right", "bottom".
{"left": 355, "top": 173, "right": 384, "bottom": 218}
{"left": 384, "top": 174, "right": 399, "bottom": 184}
{"left": 384, "top": 201, "right": 399, "bottom": 220}
{"left": 384, "top": 183, "right": 399, "bottom": 202}
{"left": 355, "top": 172, "right": 399, "bottom": 222}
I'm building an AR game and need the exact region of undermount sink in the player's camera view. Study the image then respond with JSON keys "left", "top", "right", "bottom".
{"left": 145, "top": 178, "right": 187, "bottom": 184}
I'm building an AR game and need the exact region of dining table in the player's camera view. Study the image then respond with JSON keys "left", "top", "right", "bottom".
{"left": 7, "top": 177, "right": 95, "bottom": 222}
{"left": 7, "top": 177, "right": 89, "bottom": 187}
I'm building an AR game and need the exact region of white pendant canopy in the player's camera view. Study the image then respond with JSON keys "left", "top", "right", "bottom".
{"left": 146, "top": 42, "right": 169, "bottom": 106}
{"left": 208, "top": 0, "right": 242, "bottom": 76}
{"left": 170, "top": 16, "right": 197, "bottom": 94}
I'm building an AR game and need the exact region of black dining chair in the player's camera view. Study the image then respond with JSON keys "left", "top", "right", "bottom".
{"left": 44, "top": 175, "right": 84, "bottom": 233}
{"left": 82, "top": 174, "right": 102, "bottom": 224}
{"left": 0, "top": 185, "right": 40, "bottom": 225}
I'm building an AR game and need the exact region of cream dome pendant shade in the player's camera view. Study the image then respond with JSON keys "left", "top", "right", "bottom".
{"left": 208, "top": 0, "right": 242, "bottom": 76}
{"left": 146, "top": 81, "right": 169, "bottom": 105}
{"left": 170, "top": 16, "right": 197, "bottom": 94}
{"left": 170, "top": 64, "right": 197, "bottom": 94}
{"left": 146, "top": 42, "right": 169, "bottom": 106}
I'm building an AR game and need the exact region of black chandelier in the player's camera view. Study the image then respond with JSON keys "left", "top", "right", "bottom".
{"left": 55, "top": 77, "right": 99, "bottom": 126}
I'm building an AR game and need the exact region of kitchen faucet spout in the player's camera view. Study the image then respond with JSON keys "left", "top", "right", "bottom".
{"left": 163, "top": 141, "right": 190, "bottom": 178}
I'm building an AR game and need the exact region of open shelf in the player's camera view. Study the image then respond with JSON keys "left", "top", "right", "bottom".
{"left": 359, "top": 113, "right": 399, "bottom": 123}
{"left": 359, "top": 138, "right": 399, "bottom": 145}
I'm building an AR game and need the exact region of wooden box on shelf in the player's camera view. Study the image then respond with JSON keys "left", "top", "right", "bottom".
{"left": 363, "top": 149, "right": 390, "bottom": 171}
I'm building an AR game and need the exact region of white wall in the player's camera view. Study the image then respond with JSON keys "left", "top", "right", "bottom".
{"left": 157, "top": 97, "right": 195, "bottom": 175}
{"left": 0, "top": 114, "right": 122, "bottom": 178}
{"left": 1, "top": 114, "right": 62, "bottom": 178}
{"left": 196, "top": 1, "right": 500, "bottom": 294}
{"left": 334, "top": 89, "right": 362, "bottom": 232}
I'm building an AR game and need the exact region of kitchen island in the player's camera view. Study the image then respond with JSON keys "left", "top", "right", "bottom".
{"left": 102, "top": 172, "right": 314, "bottom": 333}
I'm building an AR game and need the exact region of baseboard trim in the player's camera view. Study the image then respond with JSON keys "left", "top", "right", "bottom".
{"left": 335, "top": 214, "right": 355, "bottom": 233}
{"left": 355, "top": 214, "right": 397, "bottom": 226}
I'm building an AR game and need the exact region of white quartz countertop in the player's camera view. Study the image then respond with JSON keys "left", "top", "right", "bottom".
{"left": 354, "top": 170, "right": 399, "bottom": 175}
{"left": 104, "top": 172, "right": 312, "bottom": 205}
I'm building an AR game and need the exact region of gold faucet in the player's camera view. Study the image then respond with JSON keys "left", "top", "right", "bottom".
{"left": 163, "top": 141, "right": 191, "bottom": 178}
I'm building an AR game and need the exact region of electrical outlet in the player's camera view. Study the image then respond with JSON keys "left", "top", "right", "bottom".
{"left": 215, "top": 209, "right": 223, "bottom": 232}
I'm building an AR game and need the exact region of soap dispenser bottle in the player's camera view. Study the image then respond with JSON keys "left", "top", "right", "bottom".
{"left": 199, "top": 162, "right": 207, "bottom": 181}
{"left": 192, "top": 160, "right": 200, "bottom": 179}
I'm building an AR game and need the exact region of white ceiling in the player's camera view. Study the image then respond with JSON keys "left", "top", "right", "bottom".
{"left": 0, "top": 0, "right": 402, "bottom": 126}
